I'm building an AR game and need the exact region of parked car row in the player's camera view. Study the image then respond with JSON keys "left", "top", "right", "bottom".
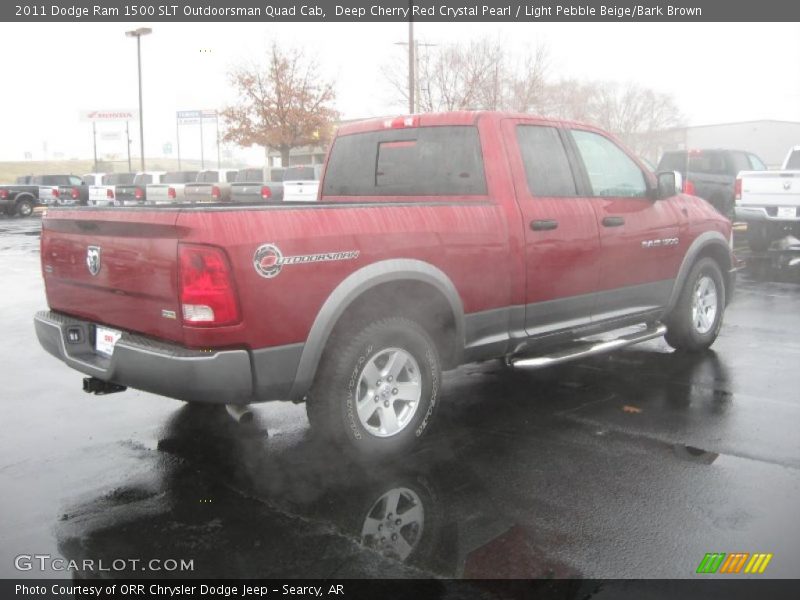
{"left": 2, "top": 165, "right": 323, "bottom": 216}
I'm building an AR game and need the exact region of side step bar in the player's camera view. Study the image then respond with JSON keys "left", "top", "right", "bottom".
{"left": 508, "top": 324, "right": 667, "bottom": 370}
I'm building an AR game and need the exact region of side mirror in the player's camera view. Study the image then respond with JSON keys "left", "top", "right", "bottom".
{"left": 656, "top": 170, "right": 683, "bottom": 199}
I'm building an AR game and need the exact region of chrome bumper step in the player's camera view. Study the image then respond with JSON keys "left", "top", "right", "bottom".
{"left": 508, "top": 324, "right": 667, "bottom": 370}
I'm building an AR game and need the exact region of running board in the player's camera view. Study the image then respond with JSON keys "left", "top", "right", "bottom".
{"left": 508, "top": 324, "right": 667, "bottom": 370}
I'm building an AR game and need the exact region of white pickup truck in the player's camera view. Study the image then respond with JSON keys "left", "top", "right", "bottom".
{"left": 85, "top": 172, "right": 136, "bottom": 206}
{"left": 736, "top": 146, "right": 800, "bottom": 251}
{"left": 145, "top": 170, "right": 199, "bottom": 204}
{"left": 282, "top": 165, "right": 323, "bottom": 202}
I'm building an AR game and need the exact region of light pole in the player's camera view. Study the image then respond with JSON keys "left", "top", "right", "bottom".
{"left": 125, "top": 27, "right": 152, "bottom": 172}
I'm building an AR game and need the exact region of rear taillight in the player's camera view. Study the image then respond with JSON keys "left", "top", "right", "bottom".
{"left": 168, "top": 187, "right": 176, "bottom": 200}
{"left": 683, "top": 180, "right": 696, "bottom": 195}
{"left": 134, "top": 187, "right": 144, "bottom": 200}
{"left": 70, "top": 187, "right": 79, "bottom": 200}
{"left": 734, "top": 177, "right": 742, "bottom": 201}
{"left": 179, "top": 244, "right": 240, "bottom": 327}
{"left": 52, "top": 188, "right": 60, "bottom": 198}
{"left": 211, "top": 185, "right": 221, "bottom": 199}
{"left": 106, "top": 188, "right": 114, "bottom": 199}
{"left": 0, "top": 189, "right": 7, "bottom": 199}
{"left": 260, "top": 186, "right": 272, "bottom": 200}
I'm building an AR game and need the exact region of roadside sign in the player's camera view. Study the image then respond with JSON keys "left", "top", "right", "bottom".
{"left": 80, "top": 109, "right": 138, "bottom": 122}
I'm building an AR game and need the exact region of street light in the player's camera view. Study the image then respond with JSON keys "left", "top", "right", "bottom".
{"left": 125, "top": 27, "right": 152, "bottom": 171}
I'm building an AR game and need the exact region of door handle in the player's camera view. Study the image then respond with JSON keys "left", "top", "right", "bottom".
{"left": 602, "top": 216, "right": 625, "bottom": 227}
{"left": 531, "top": 219, "right": 558, "bottom": 231}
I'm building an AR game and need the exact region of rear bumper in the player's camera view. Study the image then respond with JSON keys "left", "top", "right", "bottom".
{"left": 34, "top": 310, "right": 302, "bottom": 404}
{"left": 735, "top": 205, "right": 800, "bottom": 223}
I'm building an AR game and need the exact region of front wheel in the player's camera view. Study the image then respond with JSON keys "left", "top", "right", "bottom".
{"left": 665, "top": 257, "right": 726, "bottom": 352}
{"left": 306, "top": 317, "right": 442, "bottom": 458}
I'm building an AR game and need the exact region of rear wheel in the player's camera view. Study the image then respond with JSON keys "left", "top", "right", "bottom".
{"left": 665, "top": 257, "right": 726, "bottom": 352}
{"left": 306, "top": 317, "right": 441, "bottom": 458}
{"left": 16, "top": 198, "right": 34, "bottom": 218}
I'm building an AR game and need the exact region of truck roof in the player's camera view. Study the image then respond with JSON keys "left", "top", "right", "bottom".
{"left": 335, "top": 110, "right": 599, "bottom": 137}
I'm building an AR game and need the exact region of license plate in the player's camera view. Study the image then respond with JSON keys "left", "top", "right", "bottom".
{"left": 777, "top": 206, "right": 796, "bottom": 218}
{"left": 95, "top": 326, "right": 122, "bottom": 357}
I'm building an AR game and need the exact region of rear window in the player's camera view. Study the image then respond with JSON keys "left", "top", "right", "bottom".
{"left": 284, "top": 167, "right": 317, "bottom": 181}
{"left": 785, "top": 151, "right": 800, "bottom": 170}
{"left": 236, "top": 169, "right": 263, "bottom": 182}
{"left": 134, "top": 173, "right": 152, "bottom": 185}
{"left": 162, "top": 171, "right": 198, "bottom": 184}
{"left": 104, "top": 173, "right": 135, "bottom": 185}
{"left": 322, "top": 126, "right": 487, "bottom": 196}
{"left": 269, "top": 168, "right": 285, "bottom": 182}
{"left": 198, "top": 171, "right": 220, "bottom": 183}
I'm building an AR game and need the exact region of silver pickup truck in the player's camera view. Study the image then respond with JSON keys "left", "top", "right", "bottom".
{"left": 184, "top": 169, "right": 239, "bottom": 203}
{"left": 736, "top": 146, "right": 800, "bottom": 251}
{"left": 145, "top": 171, "right": 199, "bottom": 204}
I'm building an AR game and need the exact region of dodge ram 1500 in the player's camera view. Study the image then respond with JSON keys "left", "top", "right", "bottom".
{"left": 34, "top": 111, "right": 735, "bottom": 457}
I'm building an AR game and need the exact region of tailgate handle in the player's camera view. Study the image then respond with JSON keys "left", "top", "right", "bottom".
{"left": 531, "top": 219, "right": 558, "bottom": 231}
{"left": 602, "top": 216, "right": 625, "bottom": 227}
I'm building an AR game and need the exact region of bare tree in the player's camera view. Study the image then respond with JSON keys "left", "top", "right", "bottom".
{"left": 221, "top": 43, "right": 338, "bottom": 166}
{"left": 384, "top": 37, "right": 549, "bottom": 114}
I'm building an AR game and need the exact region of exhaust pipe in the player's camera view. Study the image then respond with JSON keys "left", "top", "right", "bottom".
{"left": 83, "top": 377, "right": 127, "bottom": 395}
{"left": 225, "top": 404, "right": 254, "bottom": 424}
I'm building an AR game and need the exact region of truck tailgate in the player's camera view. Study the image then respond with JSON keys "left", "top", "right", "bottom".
{"left": 185, "top": 184, "right": 214, "bottom": 203}
{"left": 740, "top": 171, "right": 800, "bottom": 207}
{"left": 41, "top": 209, "right": 185, "bottom": 344}
{"left": 283, "top": 181, "right": 319, "bottom": 202}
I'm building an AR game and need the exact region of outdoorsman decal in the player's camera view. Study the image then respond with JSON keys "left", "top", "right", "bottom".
{"left": 253, "top": 243, "right": 360, "bottom": 279}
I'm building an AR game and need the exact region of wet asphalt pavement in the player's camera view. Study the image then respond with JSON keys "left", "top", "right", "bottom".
{"left": 1, "top": 215, "right": 799, "bottom": 583}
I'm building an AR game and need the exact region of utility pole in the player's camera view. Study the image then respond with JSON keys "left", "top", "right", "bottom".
{"left": 125, "top": 27, "right": 152, "bottom": 172}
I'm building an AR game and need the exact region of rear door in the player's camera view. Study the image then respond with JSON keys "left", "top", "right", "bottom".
{"left": 502, "top": 119, "right": 602, "bottom": 336}
{"left": 567, "top": 128, "right": 683, "bottom": 322}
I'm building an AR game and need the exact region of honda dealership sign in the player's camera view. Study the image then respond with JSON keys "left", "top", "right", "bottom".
{"left": 80, "top": 109, "right": 139, "bottom": 122}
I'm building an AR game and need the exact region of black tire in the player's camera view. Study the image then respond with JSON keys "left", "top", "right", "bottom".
{"left": 16, "top": 198, "right": 34, "bottom": 218}
{"left": 306, "top": 316, "right": 442, "bottom": 458}
{"left": 746, "top": 222, "right": 773, "bottom": 253}
{"left": 665, "top": 257, "right": 726, "bottom": 352}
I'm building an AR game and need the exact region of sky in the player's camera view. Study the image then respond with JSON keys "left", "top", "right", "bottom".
{"left": 1, "top": 21, "right": 799, "bottom": 164}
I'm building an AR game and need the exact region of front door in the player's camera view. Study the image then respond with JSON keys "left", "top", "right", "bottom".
{"left": 567, "top": 128, "right": 684, "bottom": 322}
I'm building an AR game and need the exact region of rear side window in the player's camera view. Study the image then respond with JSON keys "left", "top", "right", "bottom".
{"left": 69, "top": 176, "right": 83, "bottom": 186}
{"left": 786, "top": 151, "right": 800, "bottom": 170}
{"left": 516, "top": 125, "right": 577, "bottom": 197}
{"left": 284, "top": 166, "right": 317, "bottom": 181}
{"left": 323, "top": 126, "right": 487, "bottom": 196}
{"left": 226, "top": 171, "right": 238, "bottom": 183}
{"left": 571, "top": 130, "right": 647, "bottom": 198}
{"left": 748, "top": 154, "right": 767, "bottom": 170}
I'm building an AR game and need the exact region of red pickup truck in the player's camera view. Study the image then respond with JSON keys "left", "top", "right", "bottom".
{"left": 34, "top": 111, "right": 735, "bottom": 456}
